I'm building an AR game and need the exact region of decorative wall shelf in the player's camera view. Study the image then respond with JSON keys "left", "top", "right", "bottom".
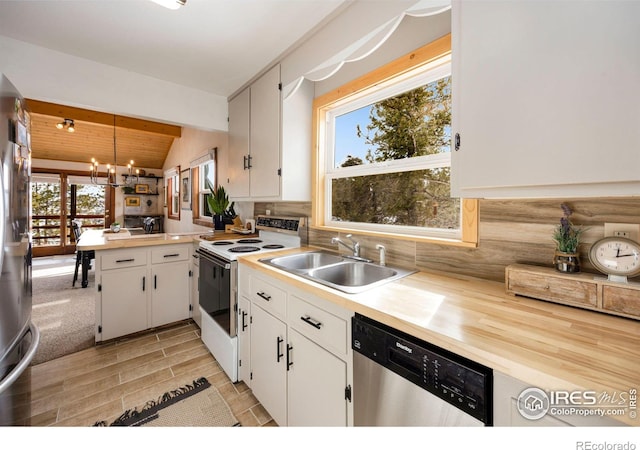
{"left": 505, "top": 264, "right": 640, "bottom": 321}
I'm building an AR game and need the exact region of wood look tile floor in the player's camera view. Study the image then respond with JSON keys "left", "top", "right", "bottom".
{"left": 8, "top": 320, "right": 275, "bottom": 427}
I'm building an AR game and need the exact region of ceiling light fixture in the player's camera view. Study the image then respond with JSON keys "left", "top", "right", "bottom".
{"left": 89, "top": 116, "right": 138, "bottom": 187}
{"left": 56, "top": 118, "right": 75, "bottom": 133}
{"left": 149, "top": 0, "right": 186, "bottom": 10}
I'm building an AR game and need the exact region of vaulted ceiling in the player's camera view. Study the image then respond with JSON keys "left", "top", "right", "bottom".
{"left": 28, "top": 100, "right": 181, "bottom": 170}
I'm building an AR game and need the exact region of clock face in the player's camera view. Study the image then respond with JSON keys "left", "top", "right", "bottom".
{"left": 589, "top": 237, "right": 640, "bottom": 276}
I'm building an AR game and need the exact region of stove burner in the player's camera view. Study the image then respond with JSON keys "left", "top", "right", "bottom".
{"left": 237, "top": 239, "right": 262, "bottom": 244}
{"left": 228, "top": 246, "right": 261, "bottom": 253}
{"left": 213, "top": 241, "right": 234, "bottom": 245}
{"left": 262, "top": 244, "right": 285, "bottom": 249}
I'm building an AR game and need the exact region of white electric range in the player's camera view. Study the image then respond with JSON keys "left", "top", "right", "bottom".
{"left": 197, "top": 215, "right": 306, "bottom": 382}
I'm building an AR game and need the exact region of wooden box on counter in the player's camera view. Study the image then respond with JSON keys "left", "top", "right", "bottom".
{"left": 505, "top": 264, "right": 640, "bottom": 321}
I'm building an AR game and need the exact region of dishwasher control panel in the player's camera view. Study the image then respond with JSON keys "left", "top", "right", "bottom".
{"left": 352, "top": 314, "right": 493, "bottom": 425}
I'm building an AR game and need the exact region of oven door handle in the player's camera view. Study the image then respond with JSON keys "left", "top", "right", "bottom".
{"left": 196, "top": 248, "right": 231, "bottom": 269}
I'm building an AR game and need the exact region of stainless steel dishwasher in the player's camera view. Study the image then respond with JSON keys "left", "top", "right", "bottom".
{"left": 352, "top": 313, "right": 493, "bottom": 426}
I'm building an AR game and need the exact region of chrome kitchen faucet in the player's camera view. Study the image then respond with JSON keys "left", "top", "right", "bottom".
{"left": 331, "top": 234, "right": 361, "bottom": 257}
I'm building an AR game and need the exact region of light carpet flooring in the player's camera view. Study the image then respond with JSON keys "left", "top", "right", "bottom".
{"left": 31, "top": 256, "right": 96, "bottom": 365}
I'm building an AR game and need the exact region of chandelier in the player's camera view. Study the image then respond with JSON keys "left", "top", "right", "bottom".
{"left": 89, "top": 116, "right": 138, "bottom": 187}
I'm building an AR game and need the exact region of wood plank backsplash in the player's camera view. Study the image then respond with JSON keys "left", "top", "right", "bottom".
{"left": 254, "top": 198, "right": 640, "bottom": 282}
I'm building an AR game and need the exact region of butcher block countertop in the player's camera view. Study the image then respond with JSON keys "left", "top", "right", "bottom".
{"left": 239, "top": 247, "right": 640, "bottom": 426}
{"left": 76, "top": 229, "right": 197, "bottom": 250}
{"left": 77, "top": 229, "right": 260, "bottom": 251}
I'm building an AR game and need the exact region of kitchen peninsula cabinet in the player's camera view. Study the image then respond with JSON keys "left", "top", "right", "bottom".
{"left": 238, "top": 263, "right": 353, "bottom": 426}
{"left": 96, "top": 243, "right": 192, "bottom": 342}
{"left": 99, "top": 249, "right": 148, "bottom": 341}
{"left": 226, "top": 64, "right": 312, "bottom": 201}
{"left": 450, "top": 0, "right": 640, "bottom": 198}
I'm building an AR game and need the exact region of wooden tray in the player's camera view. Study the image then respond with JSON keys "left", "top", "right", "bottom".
{"left": 506, "top": 264, "right": 640, "bottom": 321}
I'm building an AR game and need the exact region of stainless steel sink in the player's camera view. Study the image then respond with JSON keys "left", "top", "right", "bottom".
{"left": 264, "top": 252, "right": 344, "bottom": 271}
{"left": 259, "top": 251, "right": 415, "bottom": 294}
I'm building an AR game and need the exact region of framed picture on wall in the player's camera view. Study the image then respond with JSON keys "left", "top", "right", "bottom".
{"left": 135, "top": 184, "right": 149, "bottom": 194}
{"left": 125, "top": 197, "right": 140, "bottom": 207}
{"left": 181, "top": 168, "right": 191, "bottom": 210}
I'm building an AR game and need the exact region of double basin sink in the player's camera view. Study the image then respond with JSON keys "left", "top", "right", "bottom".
{"left": 259, "top": 251, "right": 415, "bottom": 294}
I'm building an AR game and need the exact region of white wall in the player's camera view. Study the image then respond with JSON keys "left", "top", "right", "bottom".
{"left": 0, "top": 35, "right": 228, "bottom": 131}
{"left": 161, "top": 127, "right": 237, "bottom": 234}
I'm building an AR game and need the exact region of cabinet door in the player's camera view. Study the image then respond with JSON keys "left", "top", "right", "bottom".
{"left": 151, "top": 261, "right": 190, "bottom": 327}
{"left": 250, "top": 303, "right": 287, "bottom": 426}
{"left": 249, "top": 64, "right": 281, "bottom": 198}
{"left": 191, "top": 259, "right": 201, "bottom": 328}
{"left": 287, "top": 328, "right": 348, "bottom": 426}
{"left": 451, "top": 0, "right": 640, "bottom": 198}
{"left": 100, "top": 267, "right": 148, "bottom": 340}
{"left": 228, "top": 87, "right": 250, "bottom": 198}
{"left": 237, "top": 295, "right": 251, "bottom": 384}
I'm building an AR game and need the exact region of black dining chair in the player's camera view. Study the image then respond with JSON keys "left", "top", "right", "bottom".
{"left": 71, "top": 220, "right": 95, "bottom": 288}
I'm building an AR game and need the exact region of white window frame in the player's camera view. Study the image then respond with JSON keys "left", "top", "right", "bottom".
{"left": 197, "top": 160, "right": 215, "bottom": 218}
{"left": 323, "top": 57, "right": 459, "bottom": 239}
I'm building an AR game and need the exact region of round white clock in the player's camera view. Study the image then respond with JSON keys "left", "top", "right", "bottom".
{"left": 588, "top": 236, "right": 640, "bottom": 280}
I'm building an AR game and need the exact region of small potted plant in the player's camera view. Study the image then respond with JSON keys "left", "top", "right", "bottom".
{"left": 110, "top": 222, "right": 121, "bottom": 233}
{"left": 205, "top": 180, "right": 230, "bottom": 231}
{"left": 552, "top": 203, "right": 584, "bottom": 273}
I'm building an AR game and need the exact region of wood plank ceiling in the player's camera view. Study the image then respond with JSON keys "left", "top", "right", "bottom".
{"left": 27, "top": 100, "right": 182, "bottom": 170}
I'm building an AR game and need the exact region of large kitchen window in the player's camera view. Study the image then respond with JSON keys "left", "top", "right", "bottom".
{"left": 312, "top": 35, "right": 478, "bottom": 245}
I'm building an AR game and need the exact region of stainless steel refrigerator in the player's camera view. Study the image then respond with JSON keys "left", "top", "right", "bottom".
{"left": 0, "top": 74, "right": 40, "bottom": 425}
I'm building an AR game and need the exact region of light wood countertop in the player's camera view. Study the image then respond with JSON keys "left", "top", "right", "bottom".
{"left": 239, "top": 247, "right": 640, "bottom": 426}
{"left": 76, "top": 229, "right": 197, "bottom": 251}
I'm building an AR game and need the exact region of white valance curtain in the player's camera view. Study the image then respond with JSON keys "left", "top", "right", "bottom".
{"left": 282, "top": 0, "right": 451, "bottom": 100}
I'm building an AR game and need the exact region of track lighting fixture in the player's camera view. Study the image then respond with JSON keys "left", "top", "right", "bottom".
{"left": 56, "top": 118, "right": 75, "bottom": 132}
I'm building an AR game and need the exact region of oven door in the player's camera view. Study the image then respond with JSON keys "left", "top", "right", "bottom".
{"left": 197, "top": 248, "right": 237, "bottom": 337}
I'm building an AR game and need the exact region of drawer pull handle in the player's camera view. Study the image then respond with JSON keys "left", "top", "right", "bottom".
{"left": 257, "top": 292, "right": 271, "bottom": 301}
{"left": 163, "top": 253, "right": 180, "bottom": 258}
{"left": 116, "top": 258, "right": 135, "bottom": 263}
{"left": 300, "top": 315, "right": 322, "bottom": 330}
{"left": 276, "top": 336, "right": 284, "bottom": 362}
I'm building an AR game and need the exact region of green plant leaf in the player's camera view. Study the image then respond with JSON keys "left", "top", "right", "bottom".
{"left": 205, "top": 179, "right": 229, "bottom": 214}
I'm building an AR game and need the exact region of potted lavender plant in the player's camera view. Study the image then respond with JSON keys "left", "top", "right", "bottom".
{"left": 552, "top": 203, "right": 584, "bottom": 273}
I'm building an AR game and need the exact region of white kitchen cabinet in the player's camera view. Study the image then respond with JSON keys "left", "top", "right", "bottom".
{"left": 225, "top": 65, "right": 312, "bottom": 201}
{"left": 190, "top": 243, "right": 201, "bottom": 328}
{"left": 451, "top": 0, "right": 640, "bottom": 198}
{"left": 249, "top": 64, "right": 281, "bottom": 198}
{"left": 238, "top": 263, "right": 353, "bottom": 426}
{"left": 287, "top": 328, "right": 348, "bottom": 426}
{"left": 250, "top": 302, "right": 288, "bottom": 426}
{"left": 100, "top": 266, "right": 148, "bottom": 341}
{"left": 237, "top": 295, "right": 251, "bottom": 383}
{"left": 96, "top": 244, "right": 192, "bottom": 342}
{"left": 227, "top": 87, "right": 250, "bottom": 198}
{"left": 151, "top": 261, "right": 190, "bottom": 327}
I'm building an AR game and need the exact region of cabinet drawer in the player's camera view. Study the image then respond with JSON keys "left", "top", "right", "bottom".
{"left": 288, "top": 295, "right": 347, "bottom": 355}
{"left": 251, "top": 275, "right": 286, "bottom": 319}
{"left": 507, "top": 269, "right": 597, "bottom": 308}
{"left": 101, "top": 249, "right": 147, "bottom": 270}
{"left": 603, "top": 285, "right": 640, "bottom": 318}
{"left": 151, "top": 245, "right": 189, "bottom": 264}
